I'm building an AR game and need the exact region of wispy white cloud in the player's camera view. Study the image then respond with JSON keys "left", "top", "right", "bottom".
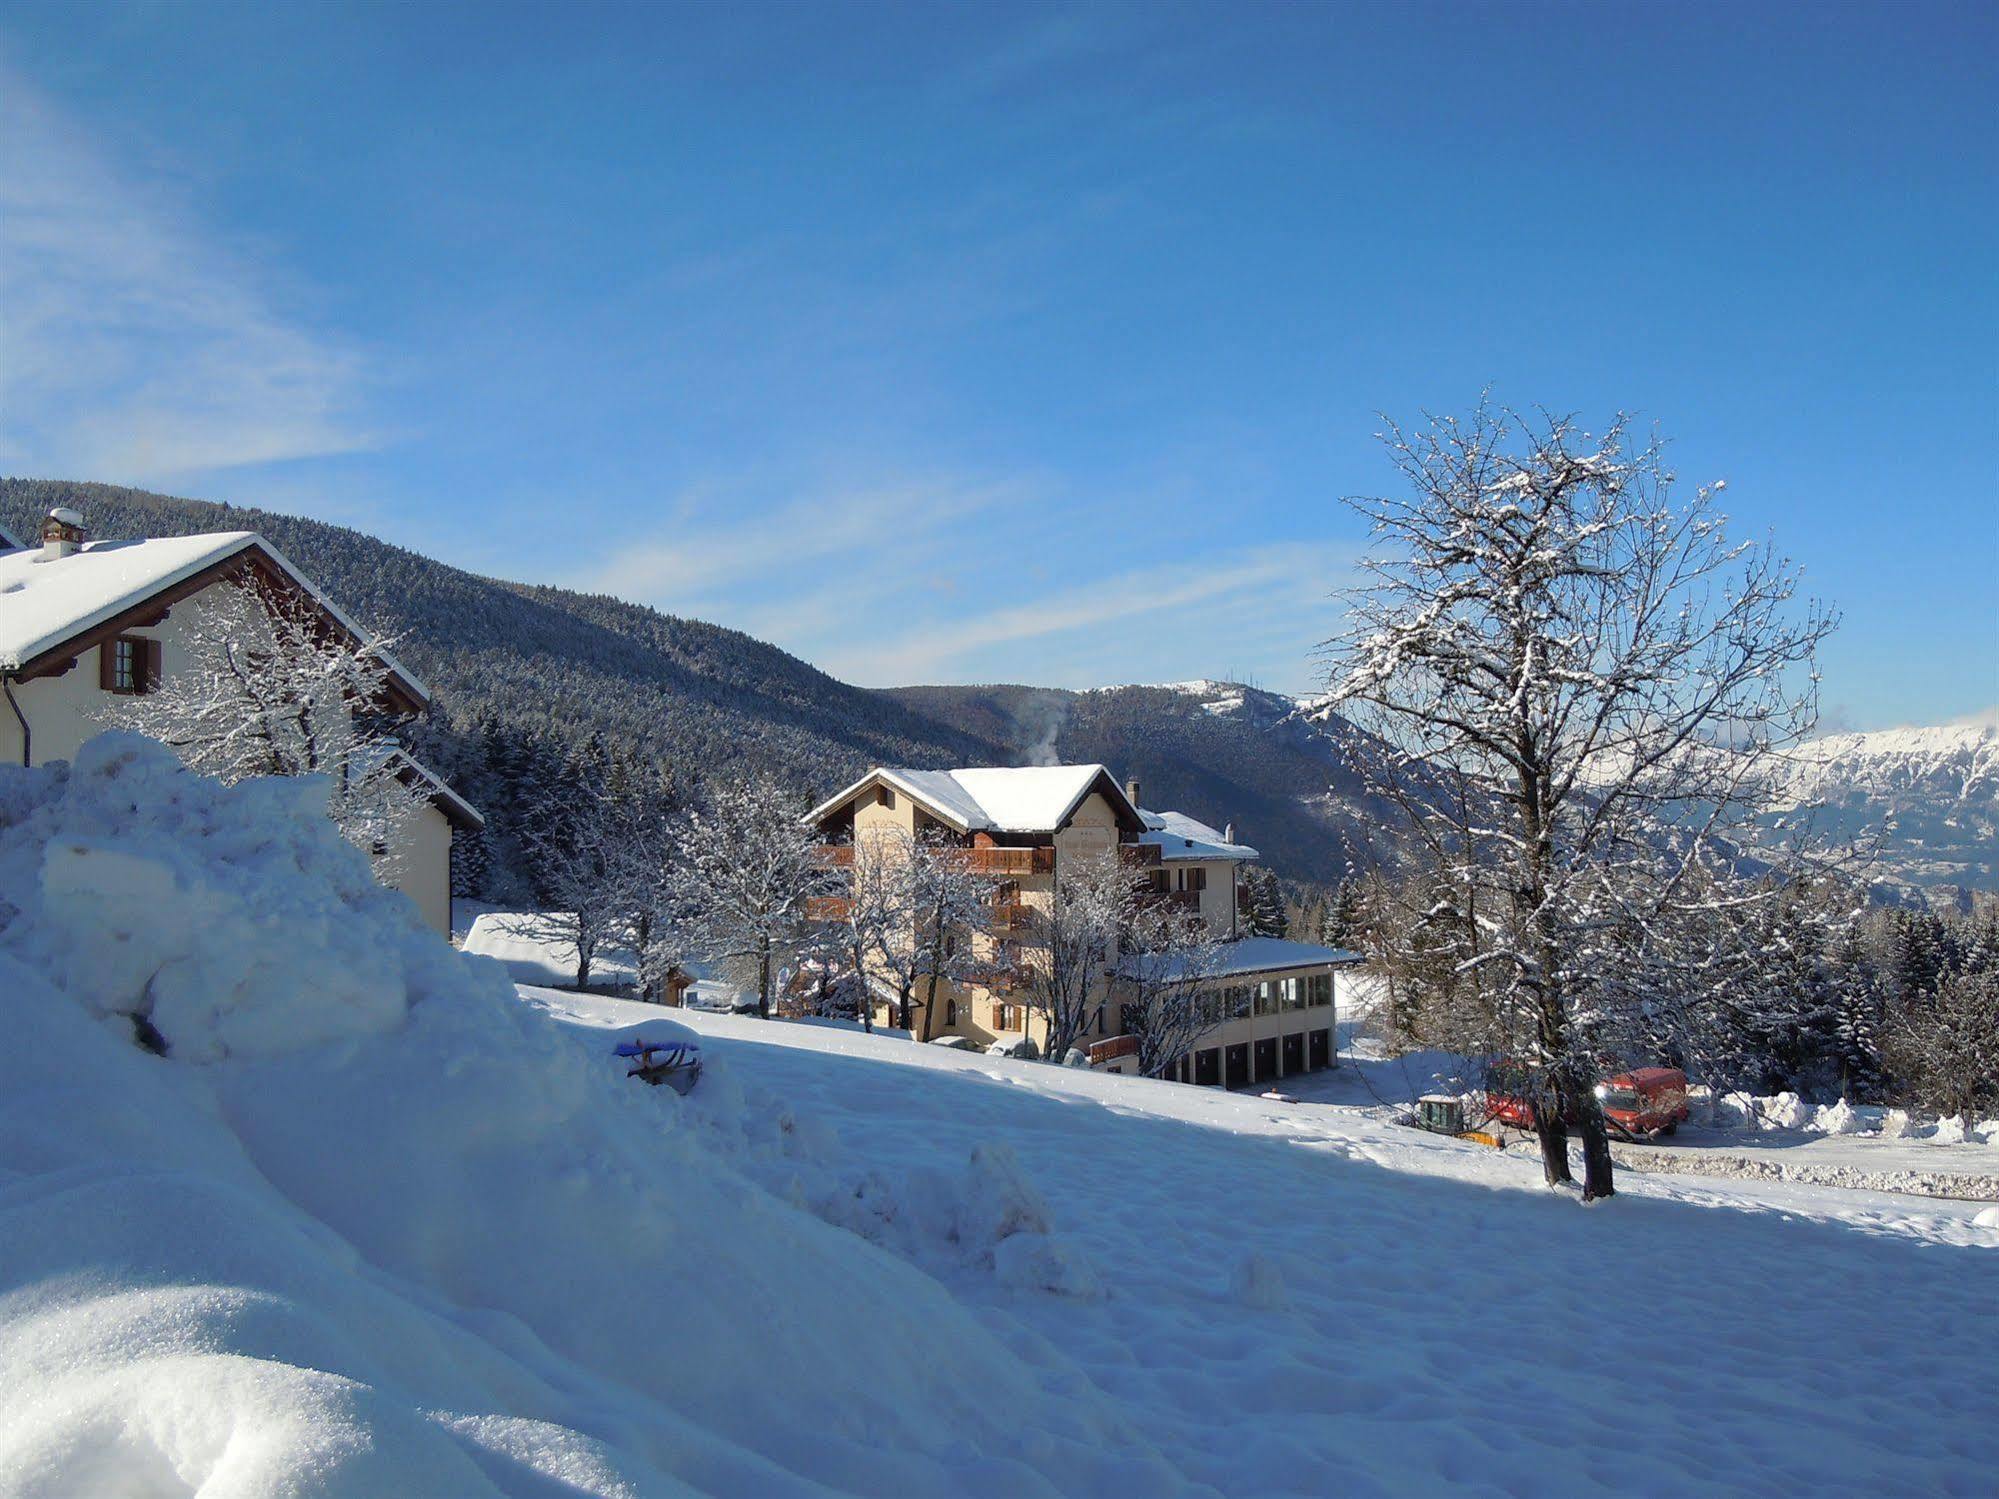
{"left": 575, "top": 473, "right": 1024, "bottom": 606}
{"left": 822, "top": 541, "right": 1355, "bottom": 689}
{"left": 0, "top": 58, "right": 375, "bottom": 482}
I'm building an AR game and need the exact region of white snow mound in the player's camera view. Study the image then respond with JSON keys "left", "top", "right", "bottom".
{"left": 0, "top": 736, "right": 1165, "bottom": 1496}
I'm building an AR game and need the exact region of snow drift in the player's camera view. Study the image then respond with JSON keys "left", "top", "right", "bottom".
{"left": 0, "top": 737, "right": 1161, "bottom": 1497}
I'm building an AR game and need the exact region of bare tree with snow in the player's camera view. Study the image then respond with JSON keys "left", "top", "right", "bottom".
{"left": 1116, "top": 907, "right": 1229, "bottom": 1079}
{"left": 663, "top": 774, "right": 824, "bottom": 1019}
{"left": 520, "top": 793, "right": 634, "bottom": 992}
{"left": 827, "top": 835, "right": 907, "bottom": 1031}
{"left": 1018, "top": 849, "right": 1136, "bottom": 1061}
{"left": 102, "top": 572, "right": 427, "bottom": 879}
{"left": 1323, "top": 403, "right": 1837, "bottom": 1200}
{"left": 910, "top": 830, "right": 1000, "bottom": 1042}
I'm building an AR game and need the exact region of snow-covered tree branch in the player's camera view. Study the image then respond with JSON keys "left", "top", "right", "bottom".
{"left": 101, "top": 572, "right": 427, "bottom": 879}
{"left": 662, "top": 774, "right": 824, "bottom": 1019}
{"left": 1323, "top": 402, "right": 1840, "bottom": 1200}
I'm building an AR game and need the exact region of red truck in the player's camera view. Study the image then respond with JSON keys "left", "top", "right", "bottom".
{"left": 1485, "top": 1061, "right": 1691, "bottom": 1140}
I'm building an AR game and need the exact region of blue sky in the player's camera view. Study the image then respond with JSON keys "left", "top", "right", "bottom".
{"left": 1, "top": 1, "right": 1993, "bottom": 726}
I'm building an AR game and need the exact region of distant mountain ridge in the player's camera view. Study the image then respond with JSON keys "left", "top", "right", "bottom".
{"left": 4, "top": 479, "right": 1985, "bottom": 900}
{"left": 1761, "top": 722, "right": 1998, "bottom": 897}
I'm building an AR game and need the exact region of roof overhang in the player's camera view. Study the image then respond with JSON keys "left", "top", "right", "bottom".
{"left": 387, "top": 750, "right": 484, "bottom": 830}
{"left": 803, "top": 767, "right": 982, "bottom": 833}
{"left": 805, "top": 763, "right": 1148, "bottom": 838}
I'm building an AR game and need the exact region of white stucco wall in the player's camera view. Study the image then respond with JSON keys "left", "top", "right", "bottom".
{"left": 3, "top": 582, "right": 456, "bottom": 938}
{"left": 391, "top": 802, "right": 456, "bottom": 938}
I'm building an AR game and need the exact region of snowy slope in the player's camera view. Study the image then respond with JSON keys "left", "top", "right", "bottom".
{"left": 535, "top": 998, "right": 1999, "bottom": 1498}
{"left": 3, "top": 737, "right": 1995, "bottom": 1496}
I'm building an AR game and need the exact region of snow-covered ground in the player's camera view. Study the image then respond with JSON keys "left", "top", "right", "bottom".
{"left": 4, "top": 737, "right": 1995, "bottom": 1496}
{"left": 531, "top": 994, "right": 1999, "bottom": 1496}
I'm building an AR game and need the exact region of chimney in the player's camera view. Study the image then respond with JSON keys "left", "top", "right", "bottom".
{"left": 1124, "top": 776, "right": 1142, "bottom": 809}
{"left": 1223, "top": 822, "right": 1237, "bottom": 844}
{"left": 41, "top": 507, "right": 87, "bottom": 560}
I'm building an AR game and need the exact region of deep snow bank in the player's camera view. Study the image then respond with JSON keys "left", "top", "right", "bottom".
{"left": 0, "top": 739, "right": 1165, "bottom": 1497}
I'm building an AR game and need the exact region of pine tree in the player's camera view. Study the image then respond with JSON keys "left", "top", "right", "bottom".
{"left": 1240, "top": 866, "right": 1288, "bottom": 939}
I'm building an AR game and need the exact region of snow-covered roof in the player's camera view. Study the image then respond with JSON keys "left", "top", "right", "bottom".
{"left": 1116, "top": 936, "right": 1364, "bottom": 982}
{"left": 1138, "top": 808, "right": 1259, "bottom": 861}
{"left": 0, "top": 531, "right": 426, "bottom": 703}
{"left": 0, "top": 520, "right": 24, "bottom": 552}
{"left": 808, "top": 764, "right": 1138, "bottom": 834}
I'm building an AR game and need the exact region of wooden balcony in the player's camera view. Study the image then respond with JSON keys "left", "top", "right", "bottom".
{"left": 1136, "top": 887, "right": 1202, "bottom": 914}
{"left": 950, "top": 845, "right": 1055, "bottom": 876}
{"left": 990, "top": 900, "right": 1034, "bottom": 935}
{"left": 1087, "top": 1034, "right": 1140, "bottom": 1067}
{"left": 813, "top": 843, "right": 1053, "bottom": 876}
{"left": 805, "top": 894, "right": 851, "bottom": 922}
{"left": 962, "top": 961, "right": 1032, "bottom": 993}
{"left": 1118, "top": 843, "right": 1163, "bottom": 868}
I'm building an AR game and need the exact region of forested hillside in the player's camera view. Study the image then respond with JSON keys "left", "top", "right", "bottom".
{"left": 1, "top": 479, "right": 1002, "bottom": 899}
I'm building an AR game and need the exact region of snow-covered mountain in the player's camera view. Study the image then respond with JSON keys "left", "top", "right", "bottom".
{"left": 1761, "top": 722, "right": 1999, "bottom": 896}
{"left": 906, "top": 680, "right": 1999, "bottom": 899}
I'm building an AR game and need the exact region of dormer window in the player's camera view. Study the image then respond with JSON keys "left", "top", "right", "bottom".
{"left": 101, "top": 635, "right": 160, "bottom": 695}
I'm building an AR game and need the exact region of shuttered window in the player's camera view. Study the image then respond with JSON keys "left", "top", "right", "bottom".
{"left": 101, "top": 636, "right": 160, "bottom": 695}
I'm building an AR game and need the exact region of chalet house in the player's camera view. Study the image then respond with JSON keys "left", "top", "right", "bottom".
{"left": 0, "top": 508, "right": 479, "bottom": 936}
{"left": 805, "top": 763, "right": 1360, "bottom": 1088}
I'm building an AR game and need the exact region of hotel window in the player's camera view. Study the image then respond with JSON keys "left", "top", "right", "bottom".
{"left": 101, "top": 635, "right": 159, "bottom": 695}
{"left": 1282, "top": 977, "right": 1303, "bottom": 1010}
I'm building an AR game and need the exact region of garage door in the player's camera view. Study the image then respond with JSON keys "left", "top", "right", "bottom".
{"left": 1253, "top": 1037, "right": 1277, "bottom": 1081}
{"left": 1225, "top": 1044, "right": 1250, "bottom": 1088}
{"left": 1308, "top": 1028, "right": 1331, "bottom": 1070}
{"left": 1281, "top": 1032, "right": 1305, "bottom": 1074}
{"left": 1194, "top": 1047, "right": 1221, "bottom": 1087}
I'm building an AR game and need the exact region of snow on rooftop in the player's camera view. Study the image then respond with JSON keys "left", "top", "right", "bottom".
{"left": 944, "top": 764, "right": 1115, "bottom": 832}
{"left": 815, "top": 764, "right": 1127, "bottom": 833}
{"left": 1137, "top": 808, "right": 1259, "bottom": 861}
{"left": 0, "top": 530, "right": 426, "bottom": 700}
{"left": 1117, "top": 935, "right": 1363, "bottom": 982}
{"left": 0, "top": 532, "right": 260, "bottom": 671}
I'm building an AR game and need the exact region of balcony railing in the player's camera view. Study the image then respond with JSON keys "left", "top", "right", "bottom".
{"left": 951, "top": 846, "right": 1055, "bottom": 875}
{"left": 812, "top": 844, "right": 1054, "bottom": 876}
{"left": 990, "top": 900, "right": 1034, "bottom": 935}
{"left": 1088, "top": 1033, "right": 1140, "bottom": 1066}
{"left": 804, "top": 894, "right": 852, "bottom": 922}
{"left": 1136, "top": 887, "right": 1202, "bottom": 913}
{"left": 1118, "top": 843, "right": 1163, "bottom": 867}
{"left": 962, "top": 961, "right": 1032, "bottom": 993}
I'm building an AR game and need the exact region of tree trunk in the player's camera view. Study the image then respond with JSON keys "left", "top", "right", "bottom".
{"left": 1533, "top": 1112, "right": 1572, "bottom": 1186}
{"left": 1578, "top": 1100, "right": 1617, "bottom": 1201}
{"left": 852, "top": 939, "right": 872, "bottom": 1033}
{"left": 757, "top": 946, "right": 771, "bottom": 1020}
{"left": 919, "top": 914, "right": 948, "bottom": 1042}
